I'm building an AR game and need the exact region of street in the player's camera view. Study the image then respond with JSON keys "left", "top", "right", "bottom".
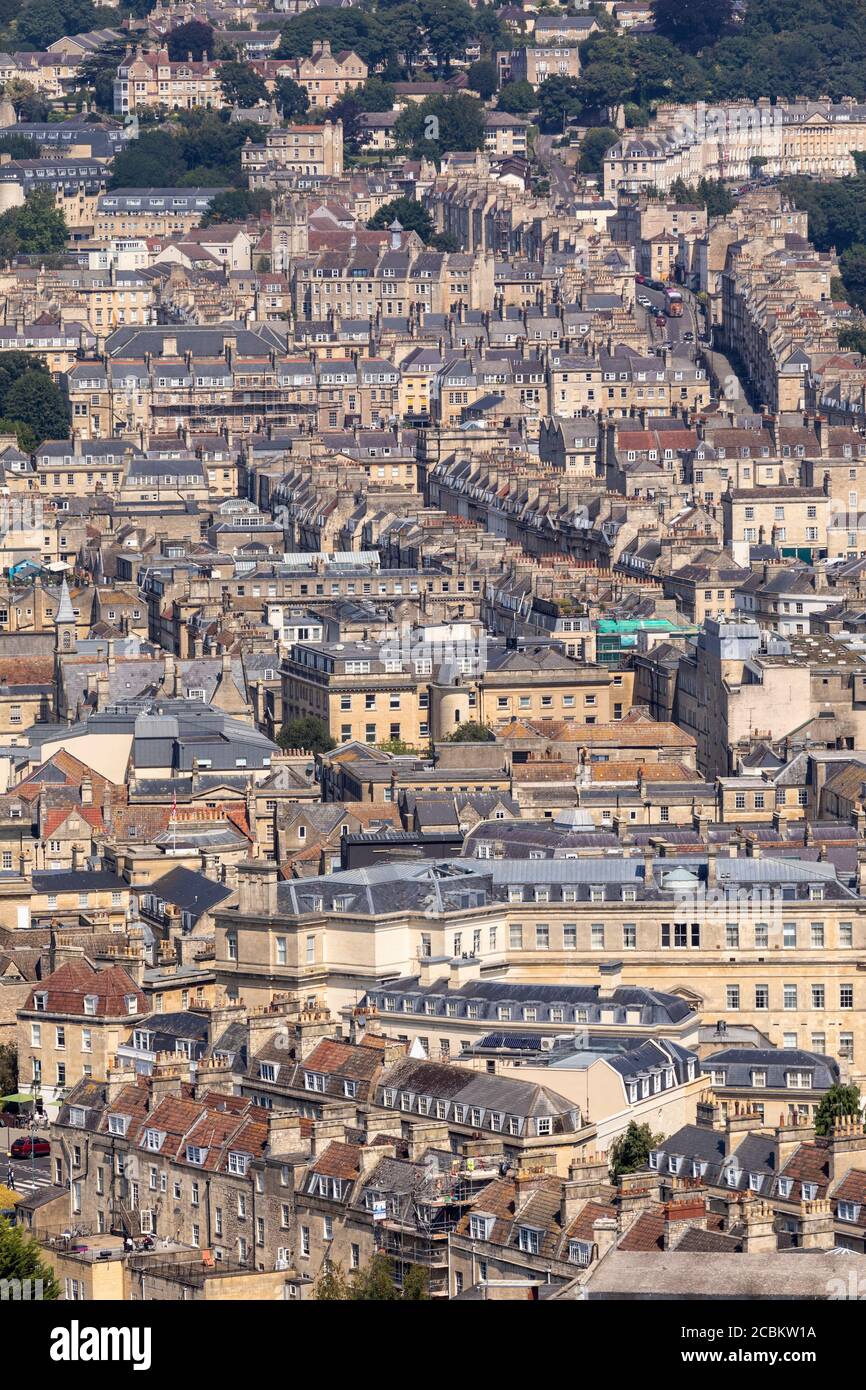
{"left": 535, "top": 134, "right": 575, "bottom": 206}
{"left": 635, "top": 281, "right": 698, "bottom": 350}
{"left": 2, "top": 1143, "right": 54, "bottom": 1201}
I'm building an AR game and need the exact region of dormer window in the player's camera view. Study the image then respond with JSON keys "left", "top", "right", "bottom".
{"left": 145, "top": 1129, "right": 164, "bottom": 1152}
{"left": 186, "top": 1145, "right": 207, "bottom": 1165}
{"left": 124, "top": 994, "right": 139, "bottom": 1015}
{"left": 34, "top": 992, "right": 47, "bottom": 1012}
{"left": 108, "top": 1115, "right": 129, "bottom": 1136}
{"left": 518, "top": 1227, "right": 540, "bottom": 1255}
{"left": 227, "top": 1152, "right": 248, "bottom": 1175}
{"left": 777, "top": 1177, "right": 793, "bottom": 1198}
{"left": 470, "top": 1213, "right": 494, "bottom": 1241}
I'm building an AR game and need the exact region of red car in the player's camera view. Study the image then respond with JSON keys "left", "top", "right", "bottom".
{"left": 10, "top": 1136, "right": 49, "bottom": 1159}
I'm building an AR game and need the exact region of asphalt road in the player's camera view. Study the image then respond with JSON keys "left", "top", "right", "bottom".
{"left": 635, "top": 282, "right": 699, "bottom": 351}
{"left": 2, "top": 1142, "right": 52, "bottom": 1198}
{"left": 535, "top": 134, "right": 575, "bottom": 206}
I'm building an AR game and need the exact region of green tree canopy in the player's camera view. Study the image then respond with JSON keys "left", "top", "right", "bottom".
{"left": 315, "top": 1255, "right": 430, "bottom": 1300}
{"left": 814, "top": 1083, "right": 862, "bottom": 1137}
{"left": 201, "top": 187, "right": 271, "bottom": 225}
{"left": 669, "top": 175, "right": 735, "bottom": 216}
{"left": 167, "top": 21, "right": 215, "bottom": 61}
{"left": 220, "top": 61, "right": 269, "bottom": 108}
{"left": 109, "top": 116, "right": 263, "bottom": 191}
{"left": 275, "top": 77, "right": 309, "bottom": 120}
{"left": 0, "top": 1217, "right": 60, "bottom": 1297}
{"left": 2, "top": 81, "right": 49, "bottom": 123}
{"left": 496, "top": 80, "right": 536, "bottom": 115}
{"left": 579, "top": 126, "right": 618, "bottom": 177}
{"left": 353, "top": 77, "right": 397, "bottom": 112}
{"left": 608, "top": 1121, "right": 664, "bottom": 1178}
{"left": 18, "top": 0, "right": 98, "bottom": 49}
{"left": 4, "top": 368, "right": 70, "bottom": 445}
{"left": 0, "top": 189, "right": 68, "bottom": 263}
{"left": 395, "top": 93, "right": 486, "bottom": 161}
{"left": 368, "top": 195, "right": 436, "bottom": 243}
{"left": 448, "top": 721, "right": 494, "bottom": 743}
{"left": 277, "top": 715, "right": 335, "bottom": 754}
{"left": 76, "top": 39, "right": 129, "bottom": 113}
{"left": 838, "top": 324, "right": 866, "bottom": 354}
{"left": 467, "top": 58, "right": 498, "bottom": 101}
{"left": 535, "top": 75, "right": 583, "bottom": 132}
{"left": 651, "top": 0, "right": 733, "bottom": 52}
{"left": 0, "top": 1043, "right": 17, "bottom": 1096}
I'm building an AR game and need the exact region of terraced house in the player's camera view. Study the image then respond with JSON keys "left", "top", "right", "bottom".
{"left": 214, "top": 851, "right": 866, "bottom": 1086}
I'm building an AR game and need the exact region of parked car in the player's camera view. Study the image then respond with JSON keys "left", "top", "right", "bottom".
{"left": 10, "top": 1136, "right": 49, "bottom": 1159}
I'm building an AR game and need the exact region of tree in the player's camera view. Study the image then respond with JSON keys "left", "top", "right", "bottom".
{"left": 535, "top": 75, "right": 582, "bottom": 132}
{"left": 354, "top": 78, "right": 397, "bottom": 113}
{"left": 578, "top": 126, "right": 618, "bottom": 177}
{"left": 275, "top": 77, "right": 309, "bottom": 120}
{"left": 418, "top": 0, "right": 475, "bottom": 73}
{"left": 400, "top": 1265, "right": 431, "bottom": 1300}
{"left": 18, "top": 0, "right": 97, "bottom": 49}
{"left": 109, "top": 130, "right": 185, "bottom": 188}
{"left": 496, "top": 80, "right": 536, "bottom": 115}
{"left": 167, "top": 21, "right": 215, "bottom": 62}
{"left": 608, "top": 1121, "right": 664, "bottom": 1178}
{"left": 0, "top": 1044, "right": 16, "bottom": 1096}
{"left": 219, "top": 61, "right": 269, "bottom": 108}
{"left": 814, "top": 1083, "right": 861, "bottom": 1137}
{"left": 669, "top": 176, "right": 734, "bottom": 217}
{"left": 0, "top": 1217, "right": 60, "bottom": 1298}
{"left": 467, "top": 59, "right": 498, "bottom": 101}
{"left": 651, "top": 0, "right": 733, "bottom": 52}
{"left": 202, "top": 188, "right": 271, "bottom": 225}
{"left": 2, "top": 81, "right": 49, "bottom": 123}
{"left": 277, "top": 715, "right": 335, "bottom": 754}
{"left": 839, "top": 324, "right": 866, "bottom": 354}
{"left": 326, "top": 95, "right": 366, "bottom": 153}
{"left": 395, "top": 93, "right": 486, "bottom": 161}
{"left": 0, "top": 189, "right": 68, "bottom": 263}
{"left": 448, "top": 721, "right": 494, "bottom": 743}
{"left": 0, "top": 134, "right": 39, "bottom": 160}
{"left": 315, "top": 1255, "right": 430, "bottom": 1300}
{"left": 377, "top": 738, "right": 418, "bottom": 755}
{"left": 76, "top": 39, "right": 129, "bottom": 113}
{"left": 315, "top": 1262, "right": 354, "bottom": 1299}
{"left": 3, "top": 369, "right": 70, "bottom": 444}
{"left": 368, "top": 196, "right": 435, "bottom": 243}
{"left": 840, "top": 244, "right": 866, "bottom": 311}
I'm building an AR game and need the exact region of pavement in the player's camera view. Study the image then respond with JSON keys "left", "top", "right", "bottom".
{"left": 535, "top": 135, "right": 575, "bottom": 205}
